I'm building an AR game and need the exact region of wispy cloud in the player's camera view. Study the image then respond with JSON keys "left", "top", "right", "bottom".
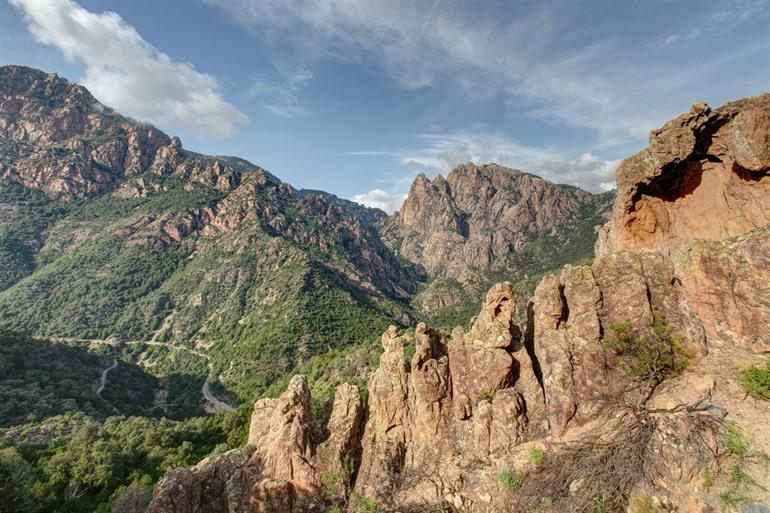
{"left": 248, "top": 69, "right": 313, "bottom": 118}
{"left": 210, "top": 0, "right": 768, "bottom": 149}
{"left": 657, "top": 34, "right": 681, "bottom": 48}
{"left": 711, "top": 0, "right": 766, "bottom": 24}
{"left": 345, "top": 130, "right": 622, "bottom": 193}
{"left": 11, "top": 0, "right": 248, "bottom": 138}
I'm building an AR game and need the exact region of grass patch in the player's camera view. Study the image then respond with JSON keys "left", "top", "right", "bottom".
{"left": 529, "top": 445, "right": 544, "bottom": 466}
{"left": 477, "top": 389, "right": 497, "bottom": 402}
{"left": 740, "top": 358, "right": 770, "bottom": 400}
{"left": 721, "top": 423, "right": 749, "bottom": 458}
{"left": 629, "top": 494, "right": 662, "bottom": 513}
{"left": 499, "top": 469, "right": 524, "bottom": 489}
{"left": 719, "top": 490, "right": 749, "bottom": 511}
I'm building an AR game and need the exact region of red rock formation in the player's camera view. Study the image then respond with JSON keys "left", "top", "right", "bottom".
{"left": 148, "top": 376, "right": 362, "bottom": 513}
{"left": 384, "top": 163, "right": 597, "bottom": 280}
{"left": 597, "top": 95, "right": 770, "bottom": 257}
{"left": 147, "top": 96, "right": 770, "bottom": 512}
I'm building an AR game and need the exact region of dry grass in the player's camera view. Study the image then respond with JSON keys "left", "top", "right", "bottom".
{"left": 506, "top": 408, "right": 723, "bottom": 513}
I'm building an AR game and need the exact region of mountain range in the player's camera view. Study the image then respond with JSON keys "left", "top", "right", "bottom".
{"left": 0, "top": 64, "right": 610, "bottom": 407}
{"left": 3, "top": 65, "right": 767, "bottom": 513}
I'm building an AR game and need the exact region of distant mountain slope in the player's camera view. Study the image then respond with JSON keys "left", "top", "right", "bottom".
{"left": 0, "top": 65, "right": 417, "bottom": 401}
{"left": 382, "top": 163, "right": 613, "bottom": 324}
{"left": 0, "top": 65, "right": 611, "bottom": 406}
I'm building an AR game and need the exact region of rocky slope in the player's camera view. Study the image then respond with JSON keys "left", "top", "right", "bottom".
{"left": 0, "top": 65, "right": 419, "bottom": 404}
{"left": 384, "top": 163, "right": 613, "bottom": 323}
{"left": 384, "top": 163, "right": 608, "bottom": 281}
{"left": 148, "top": 95, "right": 770, "bottom": 512}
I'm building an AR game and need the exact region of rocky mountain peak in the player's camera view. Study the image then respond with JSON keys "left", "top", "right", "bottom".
{"left": 149, "top": 94, "right": 770, "bottom": 513}
{"left": 385, "top": 162, "right": 601, "bottom": 280}
{"left": 0, "top": 65, "right": 98, "bottom": 112}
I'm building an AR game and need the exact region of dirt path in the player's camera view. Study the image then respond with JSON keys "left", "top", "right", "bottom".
{"left": 96, "top": 357, "right": 120, "bottom": 414}
{"left": 96, "top": 357, "right": 118, "bottom": 397}
{"left": 52, "top": 335, "right": 236, "bottom": 413}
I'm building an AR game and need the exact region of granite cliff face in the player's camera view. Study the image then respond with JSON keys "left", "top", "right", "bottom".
{"left": 596, "top": 95, "right": 770, "bottom": 257}
{"left": 148, "top": 95, "right": 770, "bottom": 512}
{"left": 384, "top": 163, "right": 603, "bottom": 281}
{"left": 384, "top": 163, "right": 613, "bottom": 322}
{"left": 0, "top": 65, "right": 171, "bottom": 201}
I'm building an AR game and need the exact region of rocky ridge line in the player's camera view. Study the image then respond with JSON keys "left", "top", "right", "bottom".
{"left": 146, "top": 94, "right": 770, "bottom": 512}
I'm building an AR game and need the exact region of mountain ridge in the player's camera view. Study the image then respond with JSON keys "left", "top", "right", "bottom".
{"left": 0, "top": 64, "right": 616, "bottom": 407}
{"left": 148, "top": 93, "right": 770, "bottom": 513}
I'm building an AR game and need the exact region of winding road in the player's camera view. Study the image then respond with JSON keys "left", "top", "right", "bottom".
{"left": 202, "top": 380, "right": 234, "bottom": 412}
{"left": 53, "top": 336, "right": 235, "bottom": 413}
{"left": 96, "top": 357, "right": 118, "bottom": 397}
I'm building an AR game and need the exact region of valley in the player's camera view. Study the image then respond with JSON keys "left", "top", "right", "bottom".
{"left": 0, "top": 64, "right": 767, "bottom": 513}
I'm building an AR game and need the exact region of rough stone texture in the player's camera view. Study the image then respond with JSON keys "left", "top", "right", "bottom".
{"left": 147, "top": 376, "right": 362, "bottom": 513}
{"left": 675, "top": 225, "right": 770, "bottom": 352}
{"left": 0, "top": 65, "right": 419, "bottom": 301}
{"left": 351, "top": 284, "right": 549, "bottom": 508}
{"left": 316, "top": 383, "right": 363, "bottom": 480}
{"left": 597, "top": 94, "right": 770, "bottom": 257}
{"left": 0, "top": 65, "right": 170, "bottom": 201}
{"left": 144, "top": 95, "right": 770, "bottom": 512}
{"left": 384, "top": 163, "right": 596, "bottom": 281}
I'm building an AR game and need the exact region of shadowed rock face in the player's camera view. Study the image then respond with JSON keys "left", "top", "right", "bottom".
{"left": 597, "top": 94, "right": 770, "bottom": 257}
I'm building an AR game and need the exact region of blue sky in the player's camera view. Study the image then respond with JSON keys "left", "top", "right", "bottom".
{"left": 1, "top": 0, "right": 768, "bottom": 212}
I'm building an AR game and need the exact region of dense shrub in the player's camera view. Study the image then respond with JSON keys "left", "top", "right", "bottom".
{"left": 604, "top": 310, "right": 693, "bottom": 405}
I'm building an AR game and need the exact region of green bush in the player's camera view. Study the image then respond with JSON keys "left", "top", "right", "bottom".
{"left": 604, "top": 310, "right": 693, "bottom": 404}
{"left": 0, "top": 409, "right": 246, "bottom": 513}
{"left": 349, "top": 494, "right": 382, "bottom": 513}
{"left": 740, "top": 358, "right": 770, "bottom": 400}
{"left": 321, "top": 452, "right": 355, "bottom": 500}
{"left": 499, "top": 469, "right": 524, "bottom": 489}
{"left": 529, "top": 445, "right": 544, "bottom": 466}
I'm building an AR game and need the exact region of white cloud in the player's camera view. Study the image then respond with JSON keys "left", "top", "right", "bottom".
{"left": 350, "top": 188, "right": 407, "bottom": 214}
{"left": 210, "top": 0, "right": 768, "bottom": 149}
{"left": 530, "top": 153, "right": 622, "bottom": 192}
{"left": 345, "top": 131, "right": 622, "bottom": 193}
{"left": 658, "top": 34, "right": 681, "bottom": 48}
{"left": 248, "top": 69, "right": 313, "bottom": 118}
{"left": 11, "top": 0, "right": 248, "bottom": 138}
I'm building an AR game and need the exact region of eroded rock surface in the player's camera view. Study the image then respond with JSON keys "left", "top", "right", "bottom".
{"left": 597, "top": 94, "right": 770, "bottom": 257}
{"left": 383, "top": 163, "right": 600, "bottom": 281}
{"left": 146, "top": 96, "right": 770, "bottom": 513}
{"left": 675, "top": 225, "right": 770, "bottom": 352}
{"left": 148, "top": 376, "right": 362, "bottom": 513}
